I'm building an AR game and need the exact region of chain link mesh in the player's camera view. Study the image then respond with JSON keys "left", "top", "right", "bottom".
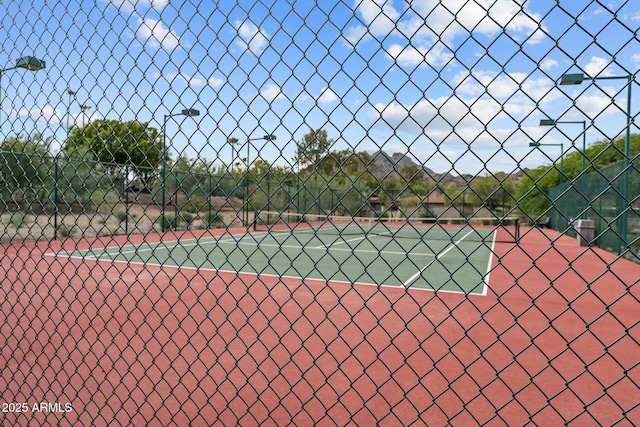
{"left": 1, "top": 1, "right": 638, "bottom": 425}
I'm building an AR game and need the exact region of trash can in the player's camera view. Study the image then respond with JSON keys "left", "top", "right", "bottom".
{"left": 574, "top": 219, "right": 595, "bottom": 246}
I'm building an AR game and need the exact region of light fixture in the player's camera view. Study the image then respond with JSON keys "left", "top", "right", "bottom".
{"left": 15, "top": 56, "right": 46, "bottom": 71}
{"left": 559, "top": 73, "right": 585, "bottom": 85}
{"left": 160, "top": 107, "right": 200, "bottom": 231}
{"left": 529, "top": 142, "right": 564, "bottom": 184}
{"left": 539, "top": 118, "right": 587, "bottom": 174}
{"left": 0, "top": 55, "right": 46, "bottom": 127}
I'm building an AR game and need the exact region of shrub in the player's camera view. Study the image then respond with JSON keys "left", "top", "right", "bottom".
{"left": 57, "top": 224, "right": 77, "bottom": 238}
{"left": 115, "top": 211, "right": 128, "bottom": 222}
{"left": 158, "top": 214, "right": 181, "bottom": 231}
{"left": 182, "top": 212, "right": 194, "bottom": 227}
{"left": 204, "top": 211, "right": 225, "bottom": 228}
{"left": 8, "top": 211, "right": 29, "bottom": 228}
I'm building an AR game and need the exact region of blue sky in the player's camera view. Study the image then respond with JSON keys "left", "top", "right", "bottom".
{"left": 1, "top": 0, "right": 639, "bottom": 174}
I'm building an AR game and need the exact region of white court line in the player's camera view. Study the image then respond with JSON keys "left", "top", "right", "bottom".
{"left": 402, "top": 229, "right": 476, "bottom": 288}
{"left": 59, "top": 234, "right": 435, "bottom": 260}
{"left": 216, "top": 240, "right": 433, "bottom": 257}
{"left": 479, "top": 230, "right": 498, "bottom": 296}
{"left": 312, "top": 233, "right": 370, "bottom": 248}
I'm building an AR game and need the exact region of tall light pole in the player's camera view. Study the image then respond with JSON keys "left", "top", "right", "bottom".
{"left": 243, "top": 134, "right": 277, "bottom": 226}
{"left": 295, "top": 147, "right": 321, "bottom": 213}
{"left": 529, "top": 142, "right": 564, "bottom": 184}
{"left": 560, "top": 72, "right": 633, "bottom": 253}
{"left": 0, "top": 56, "right": 46, "bottom": 128}
{"left": 80, "top": 104, "right": 92, "bottom": 127}
{"left": 161, "top": 108, "right": 200, "bottom": 231}
{"left": 66, "top": 88, "right": 76, "bottom": 130}
{"left": 540, "top": 119, "right": 587, "bottom": 174}
{"left": 227, "top": 137, "right": 238, "bottom": 174}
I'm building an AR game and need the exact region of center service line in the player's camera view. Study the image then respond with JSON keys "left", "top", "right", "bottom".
{"left": 402, "top": 229, "right": 475, "bottom": 288}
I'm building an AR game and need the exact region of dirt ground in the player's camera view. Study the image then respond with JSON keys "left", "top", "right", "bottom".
{"left": 0, "top": 203, "right": 245, "bottom": 243}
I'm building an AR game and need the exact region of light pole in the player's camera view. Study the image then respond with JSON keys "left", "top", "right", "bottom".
{"left": 80, "top": 104, "right": 92, "bottom": 127}
{"left": 0, "top": 56, "right": 46, "bottom": 127}
{"left": 529, "top": 142, "right": 564, "bottom": 184}
{"left": 243, "top": 134, "right": 277, "bottom": 226}
{"left": 161, "top": 108, "right": 200, "bottom": 231}
{"left": 66, "top": 88, "right": 76, "bottom": 130}
{"left": 540, "top": 119, "right": 587, "bottom": 174}
{"left": 295, "top": 148, "right": 321, "bottom": 213}
{"left": 560, "top": 72, "right": 633, "bottom": 253}
{"left": 227, "top": 137, "right": 238, "bottom": 174}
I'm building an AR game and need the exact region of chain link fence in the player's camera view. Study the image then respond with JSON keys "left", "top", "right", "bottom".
{"left": 548, "top": 157, "right": 640, "bottom": 258}
{"left": 1, "top": 1, "right": 639, "bottom": 425}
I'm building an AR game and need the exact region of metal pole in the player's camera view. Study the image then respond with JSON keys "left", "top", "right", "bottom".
{"left": 247, "top": 139, "right": 250, "bottom": 227}
{"left": 159, "top": 108, "right": 199, "bottom": 231}
{"left": 560, "top": 143, "right": 563, "bottom": 185}
{"left": 125, "top": 164, "right": 129, "bottom": 234}
{"left": 581, "top": 121, "right": 586, "bottom": 173}
{"left": 53, "top": 154, "right": 59, "bottom": 240}
{"left": 619, "top": 76, "right": 632, "bottom": 253}
{"left": 161, "top": 114, "right": 168, "bottom": 231}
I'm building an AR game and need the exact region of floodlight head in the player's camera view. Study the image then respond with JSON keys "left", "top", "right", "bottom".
{"left": 560, "top": 73, "right": 585, "bottom": 85}
{"left": 529, "top": 142, "right": 540, "bottom": 147}
{"left": 15, "top": 56, "right": 46, "bottom": 71}
{"left": 181, "top": 108, "right": 199, "bottom": 117}
{"left": 263, "top": 134, "right": 276, "bottom": 141}
{"left": 539, "top": 119, "right": 556, "bottom": 126}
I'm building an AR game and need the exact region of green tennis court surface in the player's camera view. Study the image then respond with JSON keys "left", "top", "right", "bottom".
{"left": 55, "top": 220, "right": 509, "bottom": 294}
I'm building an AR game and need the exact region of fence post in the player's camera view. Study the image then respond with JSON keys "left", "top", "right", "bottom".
{"left": 53, "top": 154, "right": 59, "bottom": 241}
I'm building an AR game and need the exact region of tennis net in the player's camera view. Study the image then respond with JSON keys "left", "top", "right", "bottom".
{"left": 252, "top": 211, "right": 520, "bottom": 243}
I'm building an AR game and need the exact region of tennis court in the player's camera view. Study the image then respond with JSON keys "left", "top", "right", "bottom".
{"left": 15, "top": 224, "right": 638, "bottom": 426}
{"left": 51, "top": 215, "right": 519, "bottom": 294}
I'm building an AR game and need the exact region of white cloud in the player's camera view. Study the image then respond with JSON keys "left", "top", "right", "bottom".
{"left": 344, "top": 0, "right": 400, "bottom": 44}
{"left": 368, "top": 96, "right": 504, "bottom": 138}
{"left": 18, "top": 105, "right": 101, "bottom": 128}
{"left": 235, "top": 20, "right": 269, "bottom": 54}
{"left": 19, "top": 105, "right": 61, "bottom": 124}
{"left": 386, "top": 42, "right": 453, "bottom": 67}
{"left": 317, "top": 87, "right": 338, "bottom": 104}
{"left": 421, "top": 0, "right": 544, "bottom": 42}
{"left": 584, "top": 56, "right": 614, "bottom": 77}
{"left": 208, "top": 76, "right": 224, "bottom": 88}
{"left": 570, "top": 93, "right": 627, "bottom": 119}
{"left": 367, "top": 86, "right": 541, "bottom": 142}
{"left": 151, "top": 72, "right": 223, "bottom": 88}
{"left": 454, "top": 70, "right": 554, "bottom": 102}
{"left": 260, "top": 84, "right": 284, "bottom": 101}
{"left": 343, "top": 25, "right": 369, "bottom": 45}
{"left": 347, "top": 0, "right": 546, "bottom": 52}
{"left": 137, "top": 17, "right": 180, "bottom": 49}
{"left": 357, "top": 0, "right": 400, "bottom": 36}
{"left": 107, "top": 0, "right": 168, "bottom": 13}
{"left": 540, "top": 59, "right": 559, "bottom": 71}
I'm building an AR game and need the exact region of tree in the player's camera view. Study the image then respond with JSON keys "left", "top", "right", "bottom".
{"left": 0, "top": 134, "right": 54, "bottom": 209}
{"left": 316, "top": 149, "right": 378, "bottom": 190}
{"left": 64, "top": 119, "right": 162, "bottom": 190}
{"left": 471, "top": 172, "right": 517, "bottom": 213}
{"left": 294, "top": 128, "right": 334, "bottom": 171}
{"left": 517, "top": 133, "right": 640, "bottom": 218}
{"left": 398, "top": 164, "right": 431, "bottom": 195}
